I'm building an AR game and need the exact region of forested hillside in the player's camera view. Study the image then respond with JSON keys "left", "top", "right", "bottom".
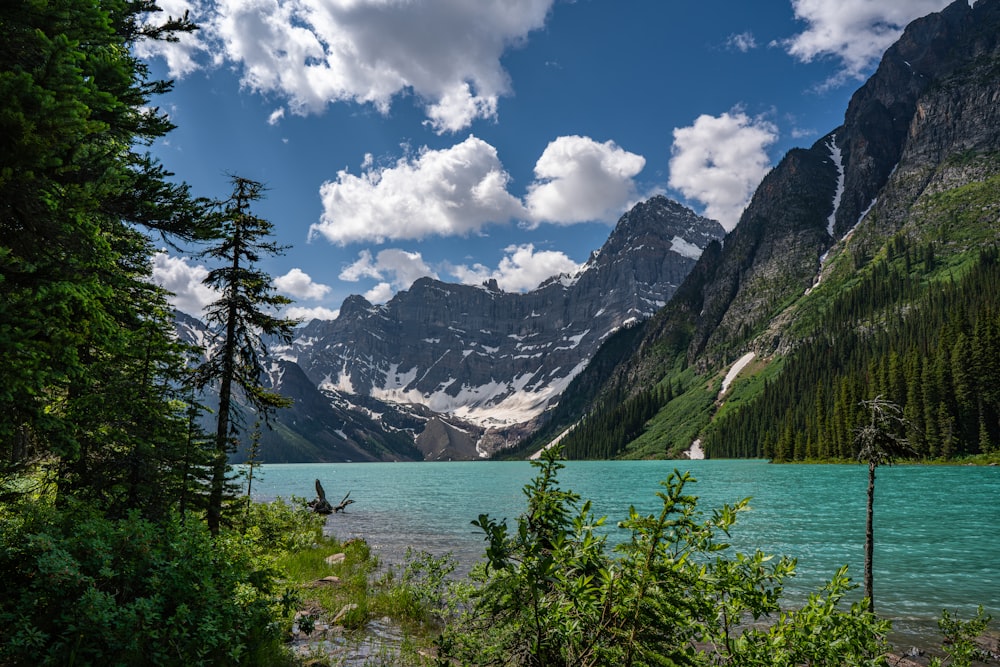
{"left": 709, "top": 240, "right": 1000, "bottom": 460}
{"left": 536, "top": 0, "right": 1000, "bottom": 463}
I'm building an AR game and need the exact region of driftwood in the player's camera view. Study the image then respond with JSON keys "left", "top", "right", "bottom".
{"left": 308, "top": 479, "right": 355, "bottom": 514}
{"left": 309, "top": 479, "right": 334, "bottom": 514}
{"left": 333, "top": 490, "right": 354, "bottom": 513}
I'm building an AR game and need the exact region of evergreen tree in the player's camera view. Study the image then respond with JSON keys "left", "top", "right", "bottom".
{"left": 0, "top": 0, "right": 207, "bottom": 505}
{"left": 197, "top": 176, "right": 298, "bottom": 535}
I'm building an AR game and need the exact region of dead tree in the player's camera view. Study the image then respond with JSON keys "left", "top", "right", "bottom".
{"left": 309, "top": 478, "right": 334, "bottom": 514}
{"left": 333, "top": 491, "right": 354, "bottom": 513}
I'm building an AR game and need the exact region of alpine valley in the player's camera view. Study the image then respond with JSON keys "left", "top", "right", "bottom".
{"left": 186, "top": 0, "right": 1000, "bottom": 464}
{"left": 179, "top": 197, "right": 725, "bottom": 461}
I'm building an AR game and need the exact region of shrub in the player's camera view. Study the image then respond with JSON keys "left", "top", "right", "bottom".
{"left": 242, "top": 495, "right": 325, "bottom": 553}
{"left": 0, "top": 504, "right": 296, "bottom": 666}
{"left": 437, "top": 445, "right": 891, "bottom": 666}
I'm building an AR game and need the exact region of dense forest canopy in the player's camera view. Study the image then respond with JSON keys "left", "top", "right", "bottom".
{"left": 0, "top": 3, "right": 301, "bottom": 663}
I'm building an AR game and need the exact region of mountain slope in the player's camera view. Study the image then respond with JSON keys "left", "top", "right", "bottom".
{"left": 548, "top": 0, "right": 1000, "bottom": 461}
{"left": 265, "top": 196, "right": 723, "bottom": 459}
{"left": 178, "top": 196, "right": 723, "bottom": 462}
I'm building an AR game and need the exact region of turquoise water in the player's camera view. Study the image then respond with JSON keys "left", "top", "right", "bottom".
{"left": 251, "top": 460, "right": 999, "bottom": 630}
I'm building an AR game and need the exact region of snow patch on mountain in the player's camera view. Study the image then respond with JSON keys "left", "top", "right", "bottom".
{"left": 720, "top": 352, "right": 755, "bottom": 397}
{"left": 670, "top": 236, "right": 704, "bottom": 260}
{"left": 827, "top": 134, "right": 845, "bottom": 237}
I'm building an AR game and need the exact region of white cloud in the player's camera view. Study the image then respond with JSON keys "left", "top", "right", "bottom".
{"left": 339, "top": 248, "right": 438, "bottom": 302}
{"left": 197, "top": 0, "right": 553, "bottom": 133}
{"left": 726, "top": 31, "right": 758, "bottom": 53}
{"left": 267, "top": 107, "right": 286, "bottom": 126}
{"left": 668, "top": 110, "right": 778, "bottom": 231}
{"left": 448, "top": 244, "right": 582, "bottom": 293}
{"left": 311, "top": 136, "right": 525, "bottom": 245}
{"left": 284, "top": 305, "right": 339, "bottom": 322}
{"left": 273, "top": 268, "right": 331, "bottom": 300}
{"left": 363, "top": 283, "right": 395, "bottom": 305}
{"left": 150, "top": 252, "right": 219, "bottom": 317}
{"left": 525, "top": 136, "right": 646, "bottom": 226}
{"left": 780, "top": 0, "right": 953, "bottom": 84}
{"left": 312, "top": 134, "right": 648, "bottom": 245}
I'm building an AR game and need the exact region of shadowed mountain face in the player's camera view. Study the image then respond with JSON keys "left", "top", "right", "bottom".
{"left": 284, "top": 196, "right": 722, "bottom": 432}
{"left": 191, "top": 0, "right": 1000, "bottom": 463}
{"left": 619, "top": 0, "right": 1000, "bottom": 377}
{"left": 540, "top": 0, "right": 1000, "bottom": 460}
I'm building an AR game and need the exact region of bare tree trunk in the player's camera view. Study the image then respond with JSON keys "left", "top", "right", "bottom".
{"left": 207, "top": 252, "right": 240, "bottom": 536}
{"left": 865, "top": 461, "right": 876, "bottom": 613}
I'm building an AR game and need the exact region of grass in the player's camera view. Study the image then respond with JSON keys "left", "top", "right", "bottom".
{"left": 625, "top": 369, "right": 717, "bottom": 459}
{"left": 274, "top": 533, "right": 449, "bottom": 665}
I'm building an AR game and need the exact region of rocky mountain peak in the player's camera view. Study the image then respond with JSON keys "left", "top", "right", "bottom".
{"left": 266, "top": 195, "right": 723, "bottom": 460}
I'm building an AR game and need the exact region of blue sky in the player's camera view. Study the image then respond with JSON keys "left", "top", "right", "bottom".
{"left": 142, "top": 0, "right": 957, "bottom": 322}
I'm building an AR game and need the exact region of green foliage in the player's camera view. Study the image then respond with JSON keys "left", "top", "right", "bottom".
{"left": 0, "top": 504, "right": 296, "bottom": 666}
{"left": 196, "top": 176, "right": 299, "bottom": 534}
{"left": 0, "top": 0, "right": 209, "bottom": 489}
{"left": 734, "top": 566, "right": 891, "bottom": 666}
{"left": 243, "top": 496, "right": 325, "bottom": 553}
{"left": 375, "top": 548, "right": 458, "bottom": 627}
{"left": 625, "top": 370, "right": 717, "bottom": 459}
{"left": 929, "top": 607, "right": 993, "bottom": 667}
{"left": 707, "top": 244, "right": 1000, "bottom": 460}
{"left": 561, "top": 375, "right": 679, "bottom": 459}
{"left": 438, "top": 446, "right": 890, "bottom": 666}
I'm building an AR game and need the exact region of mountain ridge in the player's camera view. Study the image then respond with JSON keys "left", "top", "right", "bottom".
{"left": 180, "top": 194, "right": 724, "bottom": 461}
{"left": 542, "top": 0, "right": 1000, "bottom": 461}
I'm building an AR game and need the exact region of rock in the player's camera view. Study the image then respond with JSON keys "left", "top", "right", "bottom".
{"left": 325, "top": 552, "right": 346, "bottom": 565}
{"left": 287, "top": 195, "right": 724, "bottom": 459}
{"left": 304, "top": 575, "right": 341, "bottom": 588}
{"left": 332, "top": 603, "right": 358, "bottom": 624}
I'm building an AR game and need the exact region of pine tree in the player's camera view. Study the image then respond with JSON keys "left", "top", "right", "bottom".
{"left": 0, "top": 0, "right": 205, "bottom": 503}
{"left": 197, "top": 176, "right": 298, "bottom": 535}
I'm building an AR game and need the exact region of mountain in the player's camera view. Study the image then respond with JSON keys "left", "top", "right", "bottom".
{"left": 270, "top": 196, "right": 722, "bottom": 460}
{"left": 181, "top": 196, "right": 723, "bottom": 462}
{"left": 543, "top": 0, "right": 1000, "bottom": 461}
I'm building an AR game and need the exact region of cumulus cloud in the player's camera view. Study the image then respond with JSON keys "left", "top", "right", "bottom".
{"left": 312, "top": 135, "right": 647, "bottom": 245}
{"left": 726, "top": 31, "right": 758, "bottom": 53}
{"left": 150, "top": 252, "right": 219, "bottom": 317}
{"left": 311, "top": 136, "right": 525, "bottom": 245}
{"left": 448, "top": 244, "right": 582, "bottom": 292}
{"left": 780, "top": 0, "right": 953, "bottom": 84}
{"left": 284, "top": 305, "right": 339, "bottom": 322}
{"left": 363, "top": 283, "right": 395, "bottom": 305}
{"left": 524, "top": 136, "right": 646, "bottom": 226}
{"left": 668, "top": 110, "right": 777, "bottom": 231}
{"left": 339, "top": 249, "right": 438, "bottom": 303}
{"left": 177, "top": 0, "right": 552, "bottom": 133}
{"left": 273, "top": 268, "right": 331, "bottom": 300}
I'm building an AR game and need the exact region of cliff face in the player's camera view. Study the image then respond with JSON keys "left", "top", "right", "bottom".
{"left": 261, "top": 195, "right": 723, "bottom": 459}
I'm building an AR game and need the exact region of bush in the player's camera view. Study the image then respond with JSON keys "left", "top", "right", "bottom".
{"left": 437, "top": 445, "right": 891, "bottom": 666}
{"left": 0, "top": 504, "right": 296, "bottom": 666}
{"left": 242, "top": 495, "right": 325, "bottom": 553}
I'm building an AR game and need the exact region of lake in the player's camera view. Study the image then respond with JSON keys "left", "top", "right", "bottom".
{"left": 250, "top": 459, "right": 999, "bottom": 639}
